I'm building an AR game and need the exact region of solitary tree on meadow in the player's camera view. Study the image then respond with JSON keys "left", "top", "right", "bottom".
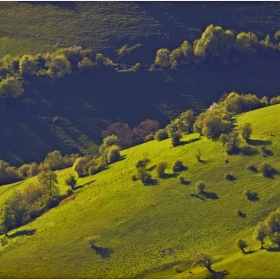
{"left": 193, "top": 253, "right": 216, "bottom": 274}
{"left": 236, "top": 239, "right": 248, "bottom": 253}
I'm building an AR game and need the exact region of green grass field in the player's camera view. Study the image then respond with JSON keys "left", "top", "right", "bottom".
{"left": 0, "top": 104, "right": 279, "bottom": 278}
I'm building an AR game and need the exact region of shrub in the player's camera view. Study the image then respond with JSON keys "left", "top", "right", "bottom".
{"left": 19, "top": 54, "right": 38, "bottom": 76}
{"left": 239, "top": 122, "right": 252, "bottom": 141}
{"left": 236, "top": 209, "right": 246, "bottom": 218}
{"left": 225, "top": 172, "right": 235, "bottom": 181}
{"left": 135, "top": 158, "right": 150, "bottom": 168}
{"left": 73, "top": 155, "right": 91, "bottom": 177}
{"left": 270, "top": 95, "right": 280, "bottom": 105}
{"left": 243, "top": 189, "right": 258, "bottom": 200}
{"left": 247, "top": 164, "right": 258, "bottom": 172}
{"left": 65, "top": 174, "right": 77, "bottom": 190}
{"left": 136, "top": 167, "right": 152, "bottom": 184}
{"left": 259, "top": 162, "right": 273, "bottom": 177}
{"left": 155, "top": 129, "right": 168, "bottom": 141}
{"left": 156, "top": 162, "right": 167, "bottom": 178}
{"left": 195, "top": 149, "right": 202, "bottom": 162}
{"left": 106, "top": 145, "right": 121, "bottom": 164}
{"left": 171, "top": 132, "right": 182, "bottom": 147}
{"left": 195, "top": 181, "right": 206, "bottom": 194}
{"left": 77, "top": 57, "right": 94, "bottom": 73}
{"left": 172, "top": 160, "right": 185, "bottom": 172}
{"left": 144, "top": 134, "right": 154, "bottom": 142}
{"left": 131, "top": 175, "right": 138, "bottom": 181}
{"left": 179, "top": 176, "right": 189, "bottom": 185}
{"left": 236, "top": 239, "right": 248, "bottom": 253}
{"left": 0, "top": 75, "right": 24, "bottom": 99}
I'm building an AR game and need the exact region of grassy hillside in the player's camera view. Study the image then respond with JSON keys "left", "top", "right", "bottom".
{"left": 0, "top": 104, "right": 279, "bottom": 278}
{"left": 1, "top": 2, "right": 280, "bottom": 60}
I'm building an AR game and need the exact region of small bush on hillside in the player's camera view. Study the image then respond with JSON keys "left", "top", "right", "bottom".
{"left": 135, "top": 158, "right": 150, "bottom": 168}
{"left": 65, "top": 174, "right": 77, "bottom": 190}
{"left": 179, "top": 176, "right": 190, "bottom": 185}
{"left": 270, "top": 95, "right": 280, "bottom": 105}
{"left": 247, "top": 164, "right": 258, "bottom": 172}
{"left": 0, "top": 75, "right": 24, "bottom": 99}
{"left": 131, "top": 175, "right": 138, "bottom": 181}
{"left": 239, "top": 122, "right": 252, "bottom": 141}
{"left": 144, "top": 134, "right": 154, "bottom": 142}
{"left": 136, "top": 167, "right": 152, "bottom": 184}
{"left": 240, "top": 145, "right": 257, "bottom": 156}
{"left": 243, "top": 189, "right": 258, "bottom": 200}
{"left": 236, "top": 239, "right": 248, "bottom": 253}
{"left": 171, "top": 132, "right": 182, "bottom": 147}
{"left": 236, "top": 209, "right": 246, "bottom": 218}
{"left": 155, "top": 129, "right": 168, "bottom": 141}
{"left": 172, "top": 160, "right": 185, "bottom": 172}
{"left": 106, "top": 145, "right": 121, "bottom": 164}
{"left": 156, "top": 162, "right": 167, "bottom": 178}
{"left": 225, "top": 172, "right": 236, "bottom": 181}
{"left": 259, "top": 162, "right": 273, "bottom": 177}
{"left": 195, "top": 149, "right": 202, "bottom": 162}
{"left": 195, "top": 181, "right": 206, "bottom": 194}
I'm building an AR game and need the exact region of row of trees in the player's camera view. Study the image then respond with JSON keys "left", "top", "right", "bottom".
{"left": 153, "top": 24, "right": 280, "bottom": 69}
{"left": 0, "top": 171, "right": 61, "bottom": 235}
{"left": 0, "top": 150, "right": 78, "bottom": 186}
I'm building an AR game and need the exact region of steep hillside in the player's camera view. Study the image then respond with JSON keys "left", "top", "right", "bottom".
{"left": 0, "top": 104, "right": 279, "bottom": 278}
{"left": 2, "top": 2, "right": 280, "bottom": 165}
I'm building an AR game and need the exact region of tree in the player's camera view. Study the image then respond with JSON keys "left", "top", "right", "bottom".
{"left": 0, "top": 75, "right": 24, "bottom": 99}
{"left": 73, "top": 155, "right": 92, "bottom": 177}
{"left": 19, "top": 54, "right": 38, "bottom": 76}
{"left": 65, "top": 174, "right": 77, "bottom": 190}
{"left": 155, "top": 129, "right": 168, "bottom": 141}
{"left": 132, "top": 119, "right": 159, "bottom": 144}
{"left": 156, "top": 162, "right": 167, "bottom": 178}
{"left": 102, "top": 122, "right": 134, "bottom": 148}
{"left": 77, "top": 57, "right": 94, "bottom": 73}
{"left": 236, "top": 239, "right": 248, "bottom": 253}
{"left": 170, "top": 132, "right": 182, "bottom": 147}
{"left": 106, "top": 145, "right": 121, "bottom": 164}
{"left": 99, "top": 135, "right": 119, "bottom": 155}
{"left": 38, "top": 171, "right": 59, "bottom": 197}
{"left": 192, "top": 253, "right": 216, "bottom": 274}
{"left": 136, "top": 167, "right": 152, "bottom": 184}
{"left": 270, "top": 232, "right": 280, "bottom": 249}
{"left": 45, "top": 54, "right": 71, "bottom": 78}
{"left": 239, "top": 122, "right": 252, "bottom": 141}
{"left": 154, "top": 48, "right": 171, "bottom": 68}
{"left": 253, "top": 222, "right": 268, "bottom": 249}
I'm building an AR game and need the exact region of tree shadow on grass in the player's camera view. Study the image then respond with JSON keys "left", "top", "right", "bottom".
{"left": 91, "top": 245, "right": 113, "bottom": 259}
{"left": 197, "top": 159, "right": 210, "bottom": 164}
{"left": 210, "top": 270, "right": 229, "bottom": 279}
{"left": 264, "top": 168, "right": 279, "bottom": 179}
{"left": 8, "top": 229, "right": 37, "bottom": 238}
{"left": 190, "top": 193, "right": 205, "bottom": 201}
{"left": 203, "top": 191, "right": 219, "bottom": 200}
{"left": 244, "top": 249, "right": 256, "bottom": 255}
{"left": 266, "top": 247, "right": 280, "bottom": 252}
{"left": 247, "top": 139, "right": 272, "bottom": 146}
{"left": 147, "top": 165, "right": 156, "bottom": 171}
{"left": 162, "top": 173, "right": 178, "bottom": 179}
{"left": 180, "top": 137, "right": 201, "bottom": 146}
{"left": 144, "top": 179, "right": 159, "bottom": 186}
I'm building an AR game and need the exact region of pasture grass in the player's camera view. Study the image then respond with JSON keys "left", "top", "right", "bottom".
{"left": 0, "top": 105, "right": 279, "bottom": 278}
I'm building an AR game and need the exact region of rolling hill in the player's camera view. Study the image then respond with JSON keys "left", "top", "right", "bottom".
{"left": 0, "top": 104, "right": 279, "bottom": 278}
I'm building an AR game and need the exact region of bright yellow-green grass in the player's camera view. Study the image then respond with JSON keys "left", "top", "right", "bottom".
{"left": 0, "top": 104, "right": 280, "bottom": 278}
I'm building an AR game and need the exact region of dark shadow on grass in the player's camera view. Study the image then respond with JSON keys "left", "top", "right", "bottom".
{"left": 162, "top": 173, "right": 178, "bottom": 179}
{"left": 244, "top": 250, "right": 256, "bottom": 255}
{"left": 8, "top": 229, "right": 37, "bottom": 238}
{"left": 179, "top": 137, "right": 201, "bottom": 146}
{"left": 247, "top": 139, "right": 272, "bottom": 146}
{"left": 210, "top": 270, "right": 229, "bottom": 279}
{"left": 203, "top": 191, "right": 219, "bottom": 200}
{"left": 240, "top": 146, "right": 259, "bottom": 156}
{"left": 147, "top": 165, "right": 156, "bottom": 171}
{"left": 91, "top": 245, "right": 113, "bottom": 259}
{"left": 247, "top": 195, "right": 259, "bottom": 201}
{"left": 198, "top": 159, "right": 210, "bottom": 164}
{"left": 144, "top": 179, "right": 159, "bottom": 186}
{"left": 181, "top": 179, "right": 191, "bottom": 185}
{"left": 190, "top": 193, "right": 205, "bottom": 201}
{"left": 266, "top": 247, "right": 280, "bottom": 252}
{"left": 263, "top": 168, "right": 279, "bottom": 179}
